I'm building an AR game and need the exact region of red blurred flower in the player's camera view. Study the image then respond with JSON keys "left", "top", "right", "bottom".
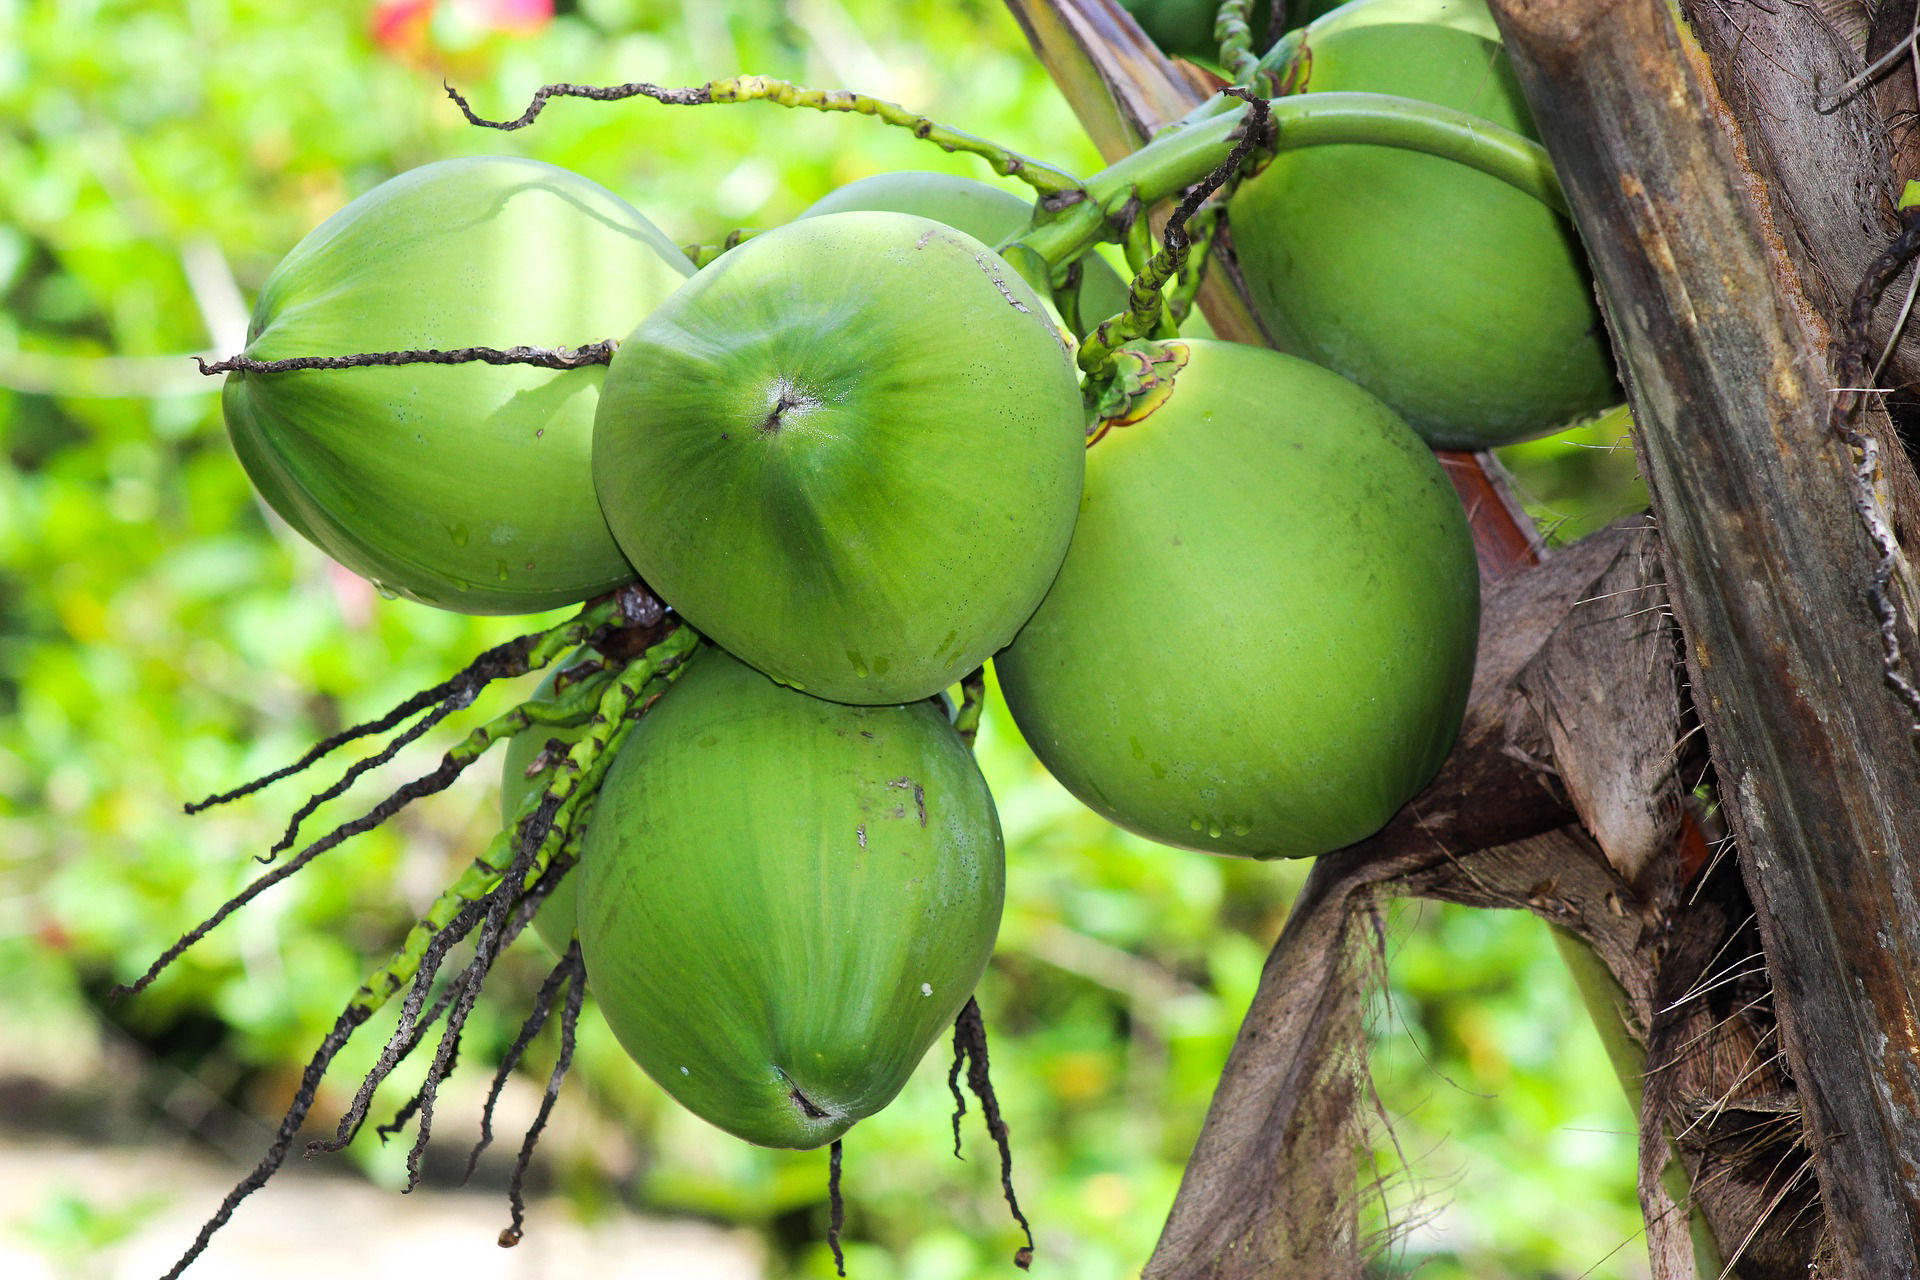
{"left": 371, "top": 0, "right": 554, "bottom": 55}
{"left": 371, "top": 0, "right": 433, "bottom": 51}
{"left": 476, "top": 0, "right": 553, "bottom": 32}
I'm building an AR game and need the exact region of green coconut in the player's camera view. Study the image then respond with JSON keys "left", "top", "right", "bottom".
{"left": 1227, "top": 21, "right": 1616, "bottom": 447}
{"left": 996, "top": 338, "right": 1478, "bottom": 858}
{"left": 1305, "top": 0, "right": 1500, "bottom": 42}
{"left": 224, "top": 156, "right": 692, "bottom": 614}
{"left": 592, "top": 211, "right": 1085, "bottom": 705}
{"left": 799, "top": 171, "right": 1132, "bottom": 331}
{"left": 578, "top": 646, "right": 1004, "bottom": 1149}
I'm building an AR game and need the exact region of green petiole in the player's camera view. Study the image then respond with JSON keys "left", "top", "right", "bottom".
{"left": 1008, "top": 92, "right": 1566, "bottom": 276}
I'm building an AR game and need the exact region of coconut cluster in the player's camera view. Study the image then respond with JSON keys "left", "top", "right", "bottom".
{"left": 216, "top": 2, "right": 1606, "bottom": 1152}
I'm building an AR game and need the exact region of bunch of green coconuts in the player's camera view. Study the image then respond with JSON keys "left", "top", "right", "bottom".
{"left": 216, "top": 0, "right": 1612, "bottom": 1156}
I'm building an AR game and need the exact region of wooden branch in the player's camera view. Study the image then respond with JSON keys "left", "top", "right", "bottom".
{"left": 1488, "top": 0, "right": 1920, "bottom": 1271}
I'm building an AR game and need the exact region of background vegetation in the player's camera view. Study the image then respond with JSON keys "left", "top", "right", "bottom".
{"left": 0, "top": 0, "right": 1651, "bottom": 1275}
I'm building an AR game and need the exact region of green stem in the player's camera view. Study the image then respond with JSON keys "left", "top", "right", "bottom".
{"left": 1166, "top": 207, "right": 1220, "bottom": 327}
{"left": 1551, "top": 927, "right": 1726, "bottom": 1278}
{"left": 351, "top": 626, "right": 698, "bottom": 1015}
{"left": 443, "top": 666, "right": 615, "bottom": 774}
{"left": 532, "top": 596, "right": 626, "bottom": 668}
{"left": 953, "top": 668, "right": 987, "bottom": 750}
{"left": 1121, "top": 207, "right": 1154, "bottom": 278}
{"left": 1078, "top": 87, "right": 1268, "bottom": 373}
{"left": 1014, "top": 93, "right": 1567, "bottom": 272}
{"left": 1050, "top": 263, "right": 1088, "bottom": 340}
{"left": 1214, "top": 0, "right": 1262, "bottom": 85}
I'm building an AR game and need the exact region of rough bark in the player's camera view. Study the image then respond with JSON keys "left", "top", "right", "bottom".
{"left": 1678, "top": 0, "right": 1920, "bottom": 396}
{"left": 1489, "top": 0, "right": 1920, "bottom": 1272}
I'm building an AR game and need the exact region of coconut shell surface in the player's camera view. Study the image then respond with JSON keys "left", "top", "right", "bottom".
{"left": 593, "top": 211, "right": 1085, "bottom": 704}
{"left": 800, "top": 171, "right": 1132, "bottom": 330}
{"left": 996, "top": 338, "right": 1479, "bottom": 858}
{"left": 1228, "top": 22, "right": 1616, "bottom": 447}
{"left": 578, "top": 646, "right": 1004, "bottom": 1149}
{"left": 225, "top": 156, "right": 691, "bottom": 614}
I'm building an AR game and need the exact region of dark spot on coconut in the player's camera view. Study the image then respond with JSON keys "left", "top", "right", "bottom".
{"left": 887, "top": 777, "right": 928, "bottom": 827}
{"left": 789, "top": 1084, "right": 829, "bottom": 1119}
{"left": 915, "top": 228, "right": 936, "bottom": 250}
{"left": 970, "top": 251, "right": 1032, "bottom": 315}
{"left": 857, "top": 825, "right": 867, "bottom": 848}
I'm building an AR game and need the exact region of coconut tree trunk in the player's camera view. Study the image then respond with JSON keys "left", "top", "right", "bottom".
{"left": 1488, "top": 0, "right": 1920, "bottom": 1272}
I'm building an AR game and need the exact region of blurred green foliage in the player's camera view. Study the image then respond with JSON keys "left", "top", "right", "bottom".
{"left": 1, "top": 0, "right": 1648, "bottom": 1276}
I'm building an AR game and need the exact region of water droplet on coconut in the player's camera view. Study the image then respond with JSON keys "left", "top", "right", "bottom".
{"left": 373, "top": 582, "right": 401, "bottom": 600}
{"left": 1208, "top": 822, "right": 1223, "bottom": 839}
{"left": 447, "top": 523, "right": 470, "bottom": 547}
{"left": 845, "top": 651, "right": 870, "bottom": 678}
{"left": 920, "top": 983, "right": 933, "bottom": 997}
{"left": 1230, "top": 819, "right": 1252, "bottom": 837}
{"left": 1189, "top": 817, "right": 1204, "bottom": 832}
